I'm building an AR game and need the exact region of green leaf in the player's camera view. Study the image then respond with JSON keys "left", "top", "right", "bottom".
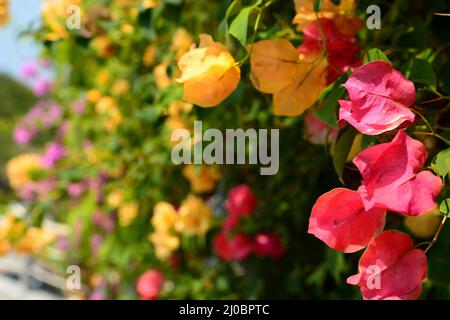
{"left": 219, "top": 0, "right": 242, "bottom": 35}
{"left": 229, "top": 6, "right": 253, "bottom": 46}
{"left": 432, "top": 148, "right": 450, "bottom": 177}
{"left": 314, "top": 72, "right": 349, "bottom": 129}
{"left": 314, "top": 86, "right": 345, "bottom": 129}
{"left": 403, "top": 58, "right": 437, "bottom": 88}
{"left": 333, "top": 126, "right": 357, "bottom": 184}
{"left": 440, "top": 199, "right": 450, "bottom": 216}
{"left": 314, "top": 0, "right": 323, "bottom": 12}
{"left": 363, "top": 48, "right": 391, "bottom": 64}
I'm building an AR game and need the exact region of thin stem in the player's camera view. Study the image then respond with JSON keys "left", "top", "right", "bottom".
{"left": 412, "top": 109, "right": 435, "bottom": 134}
{"left": 413, "top": 131, "right": 450, "bottom": 146}
{"left": 237, "top": 0, "right": 275, "bottom": 66}
{"left": 424, "top": 215, "right": 447, "bottom": 254}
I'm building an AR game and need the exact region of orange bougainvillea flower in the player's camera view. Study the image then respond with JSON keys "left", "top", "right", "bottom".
{"left": 250, "top": 39, "right": 327, "bottom": 116}
{"left": 0, "top": 0, "right": 10, "bottom": 27}
{"left": 176, "top": 34, "right": 241, "bottom": 108}
{"left": 182, "top": 165, "right": 221, "bottom": 193}
{"left": 292, "top": 0, "right": 356, "bottom": 31}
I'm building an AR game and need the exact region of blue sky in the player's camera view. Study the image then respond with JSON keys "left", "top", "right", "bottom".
{"left": 0, "top": 0, "right": 43, "bottom": 80}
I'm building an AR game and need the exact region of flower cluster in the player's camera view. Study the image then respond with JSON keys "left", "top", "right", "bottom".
{"left": 215, "top": 185, "right": 286, "bottom": 261}
{"left": 308, "top": 61, "right": 444, "bottom": 300}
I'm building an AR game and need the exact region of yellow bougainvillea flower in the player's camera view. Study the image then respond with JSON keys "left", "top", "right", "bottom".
{"left": 42, "top": 0, "right": 81, "bottom": 41}
{"left": 107, "top": 190, "right": 125, "bottom": 208}
{"left": 91, "top": 34, "right": 115, "bottom": 58}
{"left": 95, "top": 96, "right": 123, "bottom": 131}
{"left": 176, "top": 34, "right": 241, "bottom": 108}
{"left": 154, "top": 63, "right": 172, "bottom": 90}
{"left": 250, "top": 39, "right": 327, "bottom": 116}
{"left": 143, "top": 45, "right": 156, "bottom": 67}
{"left": 112, "top": 79, "right": 130, "bottom": 96}
{"left": 151, "top": 202, "right": 178, "bottom": 233}
{"left": 15, "top": 227, "right": 55, "bottom": 254}
{"left": 118, "top": 202, "right": 139, "bottom": 227}
{"left": 182, "top": 165, "right": 221, "bottom": 194}
{"left": 143, "top": 0, "right": 159, "bottom": 9}
{"left": 148, "top": 230, "right": 180, "bottom": 260}
{"left": 175, "top": 195, "right": 212, "bottom": 236}
{"left": 0, "top": 0, "right": 10, "bottom": 27}
{"left": 292, "top": 0, "right": 356, "bottom": 31}
{"left": 404, "top": 209, "right": 441, "bottom": 239}
{"left": 86, "top": 89, "right": 102, "bottom": 104}
{"left": 168, "top": 100, "right": 193, "bottom": 117}
{"left": 171, "top": 28, "right": 194, "bottom": 60}
{"left": 6, "top": 153, "right": 42, "bottom": 189}
{"left": 95, "top": 69, "right": 112, "bottom": 87}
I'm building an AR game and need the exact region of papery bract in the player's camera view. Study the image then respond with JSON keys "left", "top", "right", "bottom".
{"left": 176, "top": 34, "right": 240, "bottom": 107}
{"left": 214, "top": 232, "right": 253, "bottom": 261}
{"left": 347, "top": 230, "right": 427, "bottom": 300}
{"left": 298, "top": 18, "right": 362, "bottom": 84}
{"left": 354, "top": 130, "right": 442, "bottom": 216}
{"left": 303, "top": 110, "right": 338, "bottom": 145}
{"left": 338, "top": 61, "right": 416, "bottom": 135}
{"left": 225, "top": 184, "right": 257, "bottom": 217}
{"left": 250, "top": 39, "right": 327, "bottom": 116}
{"left": 292, "top": 0, "right": 357, "bottom": 31}
{"left": 136, "top": 270, "right": 165, "bottom": 300}
{"left": 308, "top": 188, "right": 386, "bottom": 253}
{"left": 253, "top": 233, "right": 286, "bottom": 258}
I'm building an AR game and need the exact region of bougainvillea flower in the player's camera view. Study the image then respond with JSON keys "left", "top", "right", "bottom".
{"left": 250, "top": 39, "right": 327, "bottom": 116}
{"left": 182, "top": 165, "right": 221, "bottom": 193}
{"left": 354, "top": 130, "right": 442, "bottom": 216}
{"left": 214, "top": 232, "right": 254, "bottom": 261}
{"left": 292, "top": 0, "right": 357, "bottom": 31}
{"left": 308, "top": 188, "right": 386, "bottom": 253}
{"left": 303, "top": 110, "right": 338, "bottom": 145}
{"left": 176, "top": 34, "right": 240, "bottom": 107}
{"left": 175, "top": 195, "right": 212, "bottom": 236}
{"left": 136, "top": 270, "right": 165, "bottom": 300}
{"left": 225, "top": 184, "right": 257, "bottom": 217}
{"left": 298, "top": 18, "right": 362, "bottom": 84}
{"left": 253, "top": 233, "right": 286, "bottom": 258}
{"left": 338, "top": 61, "right": 416, "bottom": 135}
{"left": 347, "top": 231, "right": 427, "bottom": 300}
{"left": 151, "top": 202, "right": 178, "bottom": 233}
{"left": 41, "top": 142, "right": 67, "bottom": 168}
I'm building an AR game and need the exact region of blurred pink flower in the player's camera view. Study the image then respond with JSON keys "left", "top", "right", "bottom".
{"left": 33, "top": 78, "right": 53, "bottom": 96}
{"left": 303, "top": 110, "right": 338, "bottom": 145}
{"left": 68, "top": 182, "right": 86, "bottom": 199}
{"left": 41, "top": 142, "right": 67, "bottom": 168}
{"left": 20, "top": 61, "right": 38, "bottom": 78}
{"left": 13, "top": 127, "right": 35, "bottom": 145}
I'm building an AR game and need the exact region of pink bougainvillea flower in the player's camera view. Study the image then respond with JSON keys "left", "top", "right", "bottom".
{"left": 308, "top": 188, "right": 386, "bottom": 253}
{"left": 214, "top": 232, "right": 254, "bottom": 261}
{"left": 20, "top": 61, "right": 38, "bottom": 78}
{"left": 13, "top": 127, "right": 35, "bottom": 145}
{"left": 41, "top": 142, "right": 67, "bottom": 168}
{"left": 338, "top": 61, "right": 416, "bottom": 135}
{"left": 347, "top": 230, "right": 427, "bottom": 300}
{"left": 33, "top": 78, "right": 53, "bottom": 96}
{"left": 253, "top": 233, "right": 286, "bottom": 258}
{"left": 303, "top": 110, "right": 338, "bottom": 145}
{"left": 298, "top": 18, "right": 362, "bottom": 84}
{"left": 136, "top": 269, "right": 165, "bottom": 300}
{"left": 354, "top": 130, "right": 442, "bottom": 216}
{"left": 223, "top": 184, "right": 257, "bottom": 231}
{"left": 225, "top": 184, "right": 257, "bottom": 217}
